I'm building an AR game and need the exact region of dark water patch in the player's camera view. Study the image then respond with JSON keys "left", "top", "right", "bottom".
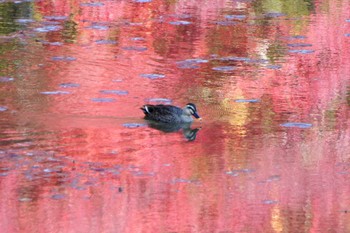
{"left": 280, "top": 122, "right": 313, "bottom": 128}
{"left": 234, "top": 99, "right": 260, "bottom": 103}
{"left": 122, "top": 46, "right": 147, "bottom": 51}
{"left": 59, "top": 83, "right": 80, "bottom": 88}
{"left": 99, "top": 90, "right": 129, "bottom": 95}
{"left": 145, "top": 98, "right": 172, "bottom": 104}
{"left": 123, "top": 123, "right": 147, "bottom": 128}
{"left": 44, "top": 16, "right": 68, "bottom": 21}
{"left": 287, "top": 43, "right": 312, "bottom": 47}
{"left": 0, "top": 106, "right": 8, "bottom": 111}
{"left": 225, "top": 14, "right": 246, "bottom": 20}
{"left": 51, "top": 56, "right": 77, "bottom": 61}
{"left": 80, "top": 2, "right": 104, "bottom": 7}
{"left": 140, "top": 73, "right": 165, "bottom": 79}
{"left": 35, "top": 25, "right": 62, "bottom": 32}
{"left": 266, "top": 64, "right": 282, "bottom": 70}
{"left": 41, "top": 91, "right": 71, "bottom": 95}
{"left": 15, "top": 18, "right": 35, "bottom": 23}
{"left": 91, "top": 98, "right": 115, "bottom": 102}
{"left": 215, "top": 21, "right": 237, "bottom": 26}
{"left": 212, "top": 66, "right": 235, "bottom": 72}
{"left": 0, "top": 76, "right": 14, "bottom": 82}
{"left": 51, "top": 194, "right": 66, "bottom": 200}
{"left": 169, "top": 21, "right": 192, "bottom": 25}
{"left": 95, "top": 39, "right": 117, "bottom": 45}
{"left": 288, "top": 49, "right": 315, "bottom": 54}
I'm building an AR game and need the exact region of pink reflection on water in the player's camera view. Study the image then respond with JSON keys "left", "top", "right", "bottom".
{"left": 0, "top": 0, "right": 350, "bottom": 232}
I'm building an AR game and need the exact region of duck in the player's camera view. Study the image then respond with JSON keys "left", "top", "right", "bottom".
{"left": 141, "top": 103, "right": 201, "bottom": 123}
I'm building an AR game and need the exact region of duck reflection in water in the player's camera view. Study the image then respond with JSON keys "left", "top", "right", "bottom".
{"left": 140, "top": 103, "right": 201, "bottom": 141}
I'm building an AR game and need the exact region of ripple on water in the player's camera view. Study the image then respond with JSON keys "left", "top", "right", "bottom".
{"left": 280, "top": 122, "right": 313, "bottom": 128}
{"left": 41, "top": 91, "right": 71, "bottom": 95}
{"left": 80, "top": 2, "right": 104, "bottom": 7}
{"left": 123, "top": 123, "right": 147, "bottom": 128}
{"left": 59, "top": 83, "right": 80, "bottom": 88}
{"left": 287, "top": 43, "right": 312, "bottom": 47}
{"left": 234, "top": 99, "right": 260, "bottom": 103}
{"left": 266, "top": 64, "right": 282, "bottom": 70}
{"left": 35, "top": 25, "right": 62, "bottom": 32}
{"left": 288, "top": 49, "right": 315, "bottom": 54}
{"left": 140, "top": 73, "right": 165, "bottom": 79}
{"left": 51, "top": 56, "right": 77, "bottom": 61}
{"left": 122, "top": 46, "right": 147, "bottom": 51}
{"left": 0, "top": 106, "right": 8, "bottom": 112}
{"left": 145, "top": 98, "right": 172, "bottom": 104}
{"left": 91, "top": 98, "right": 115, "bottom": 103}
{"left": 169, "top": 21, "right": 192, "bottom": 25}
{"left": 212, "top": 66, "right": 236, "bottom": 72}
{"left": 44, "top": 16, "right": 68, "bottom": 21}
{"left": 134, "top": 0, "right": 152, "bottom": 2}
{"left": 0, "top": 76, "right": 14, "bottom": 82}
{"left": 99, "top": 90, "right": 129, "bottom": 95}
{"left": 85, "top": 24, "right": 109, "bottom": 30}
{"left": 15, "top": 18, "right": 35, "bottom": 23}
{"left": 225, "top": 15, "right": 246, "bottom": 20}
{"left": 95, "top": 39, "right": 117, "bottom": 45}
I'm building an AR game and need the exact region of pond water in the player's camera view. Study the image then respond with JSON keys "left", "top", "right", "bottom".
{"left": 0, "top": 0, "right": 350, "bottom": 232}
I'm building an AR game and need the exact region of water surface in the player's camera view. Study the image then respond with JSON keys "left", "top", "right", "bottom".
{"left": 0, "top": 0, "right": 350, "bottom": 232}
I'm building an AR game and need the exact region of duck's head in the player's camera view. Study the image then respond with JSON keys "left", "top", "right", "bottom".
{"left": 184, "top": 103, "right": 201, "bottom": 119}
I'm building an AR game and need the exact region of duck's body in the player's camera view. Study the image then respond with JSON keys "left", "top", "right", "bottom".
{"left": 141, "top": 103, "right": 200, "bottom": 123}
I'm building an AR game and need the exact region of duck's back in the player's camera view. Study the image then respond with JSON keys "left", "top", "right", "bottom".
{"left": 142, "top": 104, "right": 184, "bottom": 123}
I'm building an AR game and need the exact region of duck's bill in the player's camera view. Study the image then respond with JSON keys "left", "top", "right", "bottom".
{"left": 193, "top": 112, "right": 201, "bottom": 119}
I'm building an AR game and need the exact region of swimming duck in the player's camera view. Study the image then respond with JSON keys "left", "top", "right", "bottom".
{"left": 141, "top": 103, "right": 201, "bottom": 123}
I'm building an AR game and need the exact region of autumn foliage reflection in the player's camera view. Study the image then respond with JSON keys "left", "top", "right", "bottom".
{"left": 0, "top": 0, "right": 350, "bottom": 232}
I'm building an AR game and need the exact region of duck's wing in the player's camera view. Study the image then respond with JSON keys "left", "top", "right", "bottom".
{"left": 141, "top": 105, "right": 182, "bottom": 123}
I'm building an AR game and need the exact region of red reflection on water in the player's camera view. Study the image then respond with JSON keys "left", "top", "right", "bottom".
{"left": 0, "top": 0, "right": 350, "bottom": 232}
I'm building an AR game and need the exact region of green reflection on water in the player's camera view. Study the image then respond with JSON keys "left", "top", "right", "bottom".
{"left": 0, "top": 2, "right": 32, "bottom": 34}
{"left": 253, "top": 0, "right": 314, "bottom": 17}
